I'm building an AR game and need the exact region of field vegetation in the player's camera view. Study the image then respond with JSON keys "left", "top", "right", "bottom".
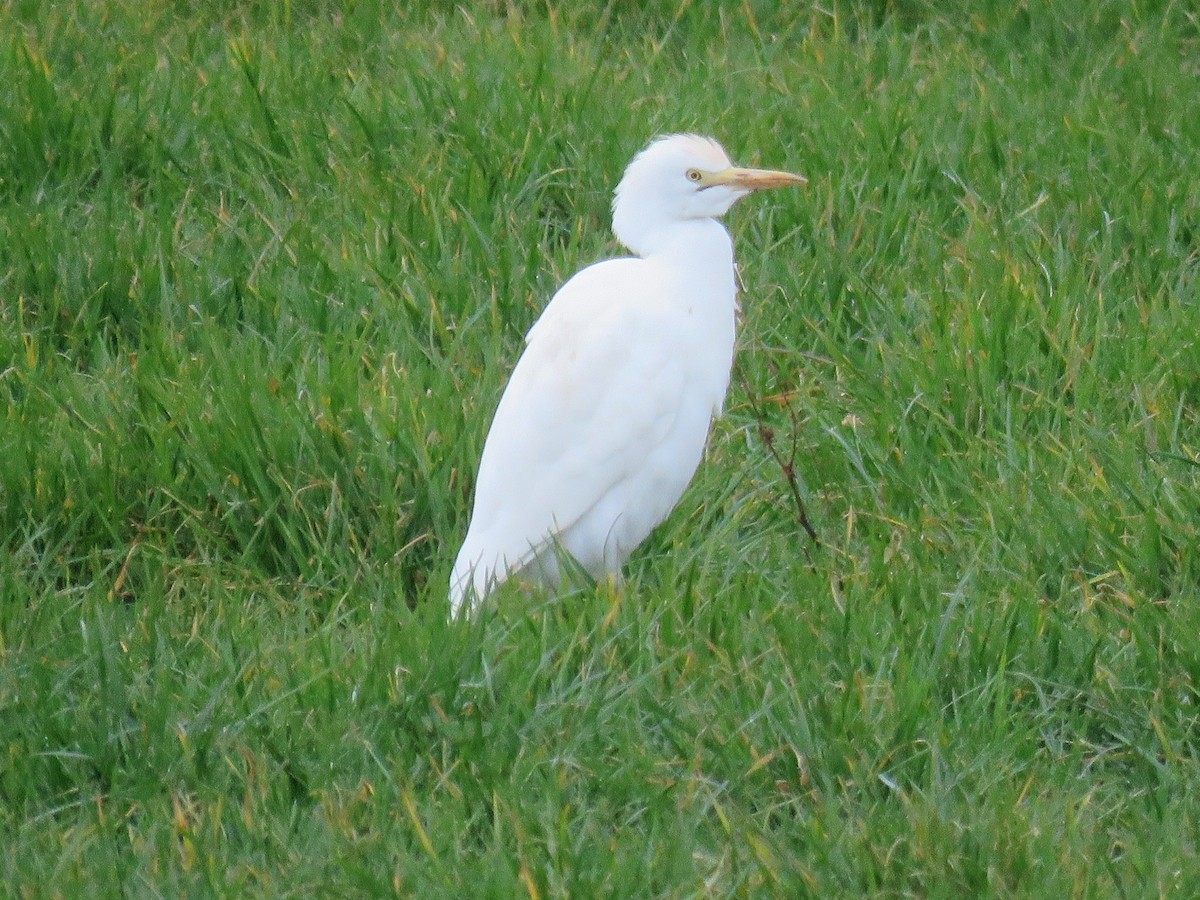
{"left": 2, "top": 0, "right": 1199, "bottom": 894}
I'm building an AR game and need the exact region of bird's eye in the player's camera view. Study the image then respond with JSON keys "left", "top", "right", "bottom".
{"left": 686, "top": 168, "right": 703, "bottom": 183}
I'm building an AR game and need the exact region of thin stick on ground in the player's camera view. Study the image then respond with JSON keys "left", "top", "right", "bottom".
{"left": 736, "top": 357, "right": 821, "bottom": 563}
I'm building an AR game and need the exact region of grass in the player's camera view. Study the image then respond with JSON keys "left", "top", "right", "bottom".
{"left": 1, "top": 0, "right": 1199, "bottom": 894}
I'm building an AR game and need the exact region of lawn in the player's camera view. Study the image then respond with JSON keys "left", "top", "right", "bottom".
{"left": 2, "top": 0, "right": 1199, "bottom": 895}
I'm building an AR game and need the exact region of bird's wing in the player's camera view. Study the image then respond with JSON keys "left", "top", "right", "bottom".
{"left": 454, "top": 256, "right": 686, "bottom": 586}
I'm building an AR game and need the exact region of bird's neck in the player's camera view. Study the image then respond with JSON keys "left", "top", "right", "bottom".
{"left": 633, "top": 217, "right": 734, "bottom": 268}
{"left": 645, "top": 218, "right": 739, "bottom": 414}
{"left": 640, "top": 218, "right": 739, "bottom": 334}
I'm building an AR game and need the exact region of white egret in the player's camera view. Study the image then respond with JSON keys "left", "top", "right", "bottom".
{"left": 449, "top": 134, "right": 805, "bottom": 616}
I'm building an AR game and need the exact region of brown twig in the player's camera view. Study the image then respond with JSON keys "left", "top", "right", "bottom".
{"left": 737, "top": 357, "right": 821, "bottom": 564}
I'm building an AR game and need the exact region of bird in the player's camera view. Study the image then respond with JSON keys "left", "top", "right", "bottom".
{"left": 449, "top": 134, "right": 805, "bottom": 616}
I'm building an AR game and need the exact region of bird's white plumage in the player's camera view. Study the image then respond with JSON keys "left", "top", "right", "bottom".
{"left": 449, "top": 134, "right": 802, "bottom": 615}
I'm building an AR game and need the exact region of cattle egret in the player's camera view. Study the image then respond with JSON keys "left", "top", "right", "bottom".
{"left": 450, "top": 134, "right": 805, "bottom": 616}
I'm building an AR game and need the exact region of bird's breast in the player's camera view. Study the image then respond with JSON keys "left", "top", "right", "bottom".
{"left": 665, "top": 268, "right": 738, "bottom": 412}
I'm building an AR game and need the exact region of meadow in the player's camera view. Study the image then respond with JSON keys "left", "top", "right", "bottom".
{"left": 2, "top": 0, "right": 1198, "bottom": 895}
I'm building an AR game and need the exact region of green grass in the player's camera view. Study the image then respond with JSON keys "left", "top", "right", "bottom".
{"left": 2, "top": 0, "right": 1199, "bottom": 894}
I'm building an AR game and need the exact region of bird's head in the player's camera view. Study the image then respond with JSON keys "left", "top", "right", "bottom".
{"left": 612, "top": 134, "right": 805, "bottom": 256}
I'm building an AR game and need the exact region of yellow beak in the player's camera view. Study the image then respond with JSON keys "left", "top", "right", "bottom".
{"left": 705, "top": 166, "right": 807, "bottom": 191}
